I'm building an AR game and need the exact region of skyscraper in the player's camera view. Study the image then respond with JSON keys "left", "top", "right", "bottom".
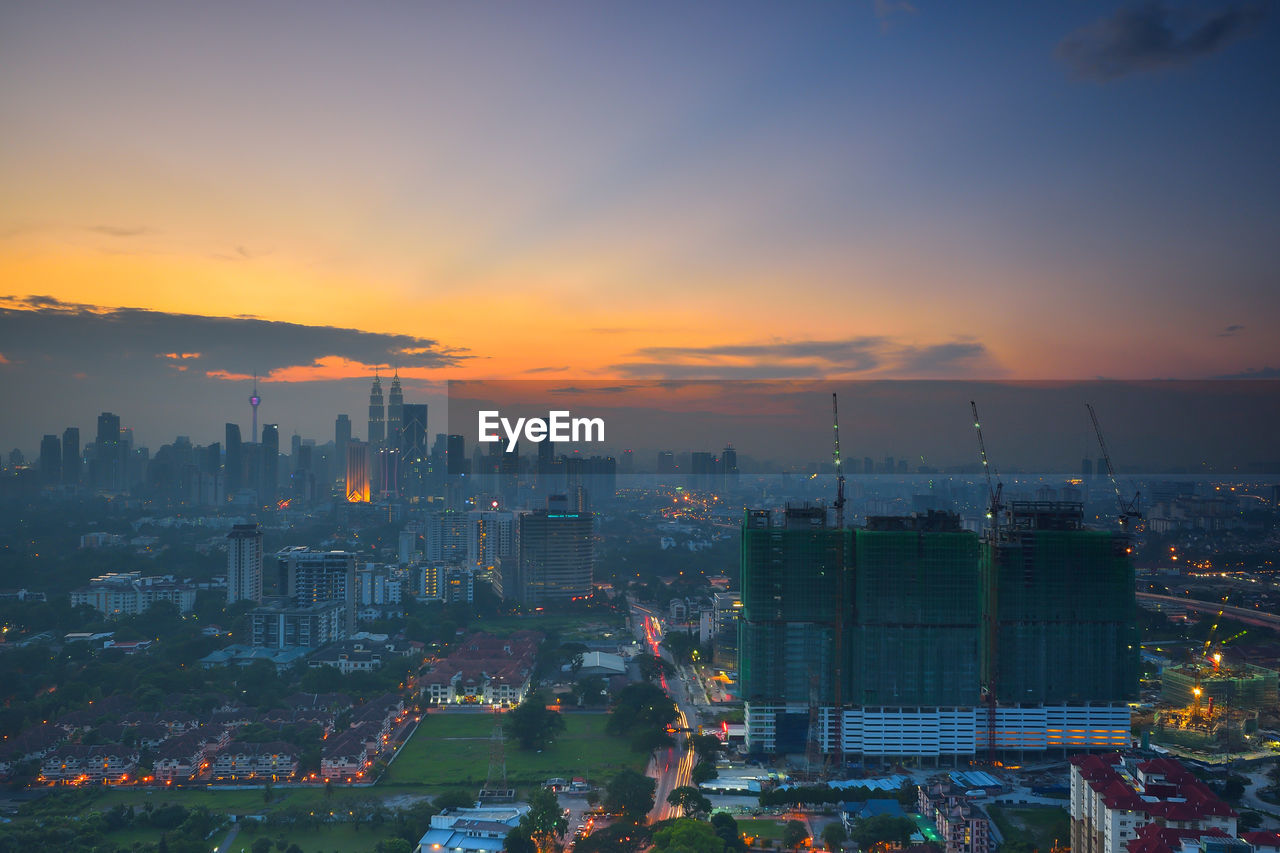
{"left": 94, "top": 412, "right": 122, "bottom": 490}
{"left": 401, "top": 403, "right": 428, "bottom": 498}
{"left": 225, "top": 423, "right": 243, "bottom": 495}
{"left": 227, "top": 523, "right": 264, "bottom": 604}
{"left": 368, "top": 372, "right": 385, "bottom": 449}
{"left": 346, "top": 439, "right": 370, "bottom": 503}
{"left": 387, "top": 370, "right": 404, "bottom": 452}
{"left": 335, "top": 414, "right": 351, "bottom": 488}
{"left": 500, "top": 496, "right": 594, "bottom": 605}
{"left": 260, "top": 424, "right": 279, "bottom": 505}
{"left": 39, "top": 434, "right": 61, "bottom": 485}
{"left": 61, "top": 426, "right": 80, "bottom": 486}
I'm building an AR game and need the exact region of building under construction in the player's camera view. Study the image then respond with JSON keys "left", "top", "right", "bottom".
{"left": 851, "top": 511, "right": 981, "bottom": 708}
{"left": 741, "top": 501, "right": 1137, "bottom": 761}
{"left": 1161, "top": 661, "right": 1278, "bottom": 711}
{"left": 739, "top": 506, "right": 851, "bottom": 753}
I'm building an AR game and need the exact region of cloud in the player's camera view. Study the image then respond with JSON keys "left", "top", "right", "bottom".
{"left": 611, "top": 336, "right": 996, "bottom": 379}
{"left": 1057, "top": 2, "right": 1264, "bottom": 81}
{"left": 0, "top": 296, "right": 467, "bottom": 380}
{"left": 1218, "top": 323, "right": 1245, "bottom": 337}
{"left": 632, "top": 337, "right": 890, "bottom": 372}
{"left": 85, "top": 225, "right": 154, "bottom": 238}
{"left": 1214, "top": 366, "right": 1280, "bottom": 378}
{"left": 0, "top": 352, "right": 10, "bottom": 365}
{"left": 523, "top": 366, "right": 570, "bottom": 374}
{"left": 873, "top": 0, "right": 917, "bottom": 32}
{"left": 897, "top": 341, "right": 988, "bottom": 374}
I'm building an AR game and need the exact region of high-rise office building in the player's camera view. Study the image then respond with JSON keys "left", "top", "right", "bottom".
{"left": 446, "top": 434, "right": 467, "bottom": 476}
{"left": 499, "top": 496, "right": 593, "bottom": 605}
{"left": 225, "top": 423, "right": 243, "bottom": 495}
{"left": 226, "top": 523, "right": 264, "bottom": 604}
{"left": 368, "top": 373, "right": 385, "bottom": 449}
{"left": 335, "top": 414, "right": 351, "bottom": 486}
{"left": 387, "top": 370, "right": 403, "bottom": 451}
{"left": 61, "top": 427, "right": 80, "bottom": 486}
{"left": 346, "top": 440, "right": 370, "bottom": 503}
{"left": 401, "top": 403, "right": 428, "bottom": 498}
{"left": 260, "top": 424, "right": 279, "bottom": 505}
{"left": 39, "top": 434, "right": 61, "bottom": 485}
{"left": 94, "top": 412, "right": 122, "bottom": 490}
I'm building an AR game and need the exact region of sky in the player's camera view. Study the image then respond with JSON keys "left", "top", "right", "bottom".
{"left": 1, "top": 1, "right": 1278, "bottom": 454}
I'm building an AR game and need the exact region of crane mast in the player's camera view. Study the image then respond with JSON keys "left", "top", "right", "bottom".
{"left": 832, "top": 393, "right": 845, "bottom": 529}
{"left": 1086, "top": 403, "right": 1141, "bottom": 527}
{"left": 970, "top": 401, "right": 1003, "bottom": 533}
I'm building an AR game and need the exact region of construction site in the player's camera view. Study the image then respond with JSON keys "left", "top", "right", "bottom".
{"left": 739, "top": 398, "right": 1140, "bottom": 768}
{"left": 1150, "top": 653, "right": 1278, "bottom": 754}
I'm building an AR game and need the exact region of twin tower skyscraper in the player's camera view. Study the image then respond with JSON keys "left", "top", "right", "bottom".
{"left": 349, "top": 370, "right": 429, "bottom": 500}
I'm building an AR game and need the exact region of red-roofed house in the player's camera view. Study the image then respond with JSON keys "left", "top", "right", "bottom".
{"left": 1071, "top": 754, "right": 1238, "bottom": 853}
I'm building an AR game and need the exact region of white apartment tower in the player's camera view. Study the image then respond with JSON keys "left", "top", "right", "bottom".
{"left": 226, "top": 523, "right": 264, "bottom": 604}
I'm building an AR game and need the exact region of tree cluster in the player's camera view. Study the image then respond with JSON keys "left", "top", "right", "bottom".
{"left": 607, "top": 681, "right": 678, "bottom": 753}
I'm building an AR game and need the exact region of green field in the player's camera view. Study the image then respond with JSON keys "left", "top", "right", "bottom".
{"left": 233, "top": 823, "right": 399, "bottom": 853}
{"left": 738, "top": 819, "right": 789, "bottom": 841}
{"left": 987, "top": 805, "right": 1070, "bottom": 852}
{"left": 382, "top": 711, "right": 645, "bottom": 788}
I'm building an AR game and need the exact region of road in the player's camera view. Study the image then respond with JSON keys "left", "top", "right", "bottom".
{"left": 632, "top": 601, "right": 700, "bottom": 822}
{"left": 211, "top": 821, "right": 240, "bottom": 853}
{"left": 1136, "top": 592, "right": 1280, "bottom": 631}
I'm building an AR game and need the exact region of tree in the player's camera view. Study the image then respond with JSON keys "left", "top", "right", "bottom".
{"left": 711, "top": 811, "right": 746, "bottom": 852}
{"left": 504, "top": 828, "right": 538, "bottom": 853}
{"left": 434, "top": 789, "right": 477, "bottom": 811}
{"left": 667, "top": 785, "right": 713, "bottom": 819}
{"left": 691, "top": 761, "right": 719, "bottom": 785}
{"left": 607, "top": 681, "right": 678, "bottom": 752}
{"left": 783, "top": 820, "right": 809, "bottom": 850}
{"left": 506, "top": 691, "right": 566, "bottom": 750}
{"left": 637, "top": 654, "right": 669, "bottom": 682}
{"left": 691, "top": 734, "right": 723, "bottom": 763}
{"left": 575, "top": 822, "right": 652, "bottom": 853}
{"left": 822, "top": 822, "right": 849, "bottom": 851}
{"left": 850, "top": 815, "right": 916, "bottom": 851}
{"left": 652, "top": 818, "right": 726, "bottom": 853}
{"left": 518, "top": 787, "right": 568, "bottom": 853}
{"left": 604, "top": 768, "right": 657, "bottom": 824}
{"left": 375, "top": 840, "right": 414, "bottom": 853}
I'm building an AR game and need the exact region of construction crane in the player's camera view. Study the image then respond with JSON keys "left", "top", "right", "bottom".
{"left": 970, "top": 401, "right": 1003, "bottom": 533}
{"left": 832, "top": 393, "right": 846, "bottom": 530}
{"left": 970, "top": 400, "right": 1002, "bottom": 762}
{"left": 1086, "top": 403, "right": 1142, "bottom": 527}
{"left": 830, "top": 393, "right": 846, "bottom": 769}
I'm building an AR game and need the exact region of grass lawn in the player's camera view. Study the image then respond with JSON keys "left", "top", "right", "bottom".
{"left": 382, "top": 711, "right": 645, "bottom": 788}
{"left": 987, "top": 805, "right": 1070, "bottom": 852}
{"left": 738, "top": 819, "right": 788, "bottom": 842}
{"left": 236, "top": 823, "right": 399, "bottom": 853}
{"left": 93, "top": 784, "right": 431, "bottom": 817}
